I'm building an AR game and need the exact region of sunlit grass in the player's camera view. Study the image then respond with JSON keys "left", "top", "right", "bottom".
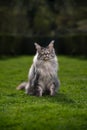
{"left": 0, "top": 56, "right": 87, "bottom": 130}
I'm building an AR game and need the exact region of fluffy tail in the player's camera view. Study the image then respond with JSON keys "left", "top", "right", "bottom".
{"left": 16, "top": 82, "right": 28, "bottom": 90}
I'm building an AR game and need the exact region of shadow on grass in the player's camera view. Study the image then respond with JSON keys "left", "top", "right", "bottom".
{"left": 5, "top": 90, "right": 75, "bottom": 106}
{"left": 45, "top": 92, "right": 75, "bottom": 105}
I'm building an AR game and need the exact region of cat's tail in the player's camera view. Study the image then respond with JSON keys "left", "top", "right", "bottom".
{"left": 16, "top": 82, "right": 28, "bottom": 90}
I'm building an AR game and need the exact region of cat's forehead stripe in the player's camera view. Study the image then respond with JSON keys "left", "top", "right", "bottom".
{"left": 41, "top": 48, "right": 50, "bottom": 54}
{"left": 41, "top": 47, "right": 46, "bottom": 50}
{"left": 41, "top": 47, "right": 49, "bottom": 50}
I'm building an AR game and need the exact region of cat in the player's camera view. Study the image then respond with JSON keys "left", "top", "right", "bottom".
{"left": 17, "top": 40, "right": 60, "bottom": 96}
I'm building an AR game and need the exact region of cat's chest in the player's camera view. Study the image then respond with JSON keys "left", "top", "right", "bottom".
{"left": 43, "top": 62, "right": 52, "bottom": 70}
{"left": 37, "top": 61, "right": 56, "bottom": 75}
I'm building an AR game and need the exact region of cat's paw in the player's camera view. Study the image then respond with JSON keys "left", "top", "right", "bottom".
{"left": 50, "top": 84, "right": 56, "bottom": 96}
{"left": 35, "top": 86, "right": 43, "bottom": 97}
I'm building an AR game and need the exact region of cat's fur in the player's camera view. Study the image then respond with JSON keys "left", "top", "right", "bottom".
{"left": 17, "top": 40, "right": 60, "bottom": 96}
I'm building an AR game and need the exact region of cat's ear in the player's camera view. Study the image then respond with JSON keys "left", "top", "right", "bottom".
{"left": 34, "top": 43, "right": 41, "bottom": 52}
{"left": 48, "top": 40, "right": 54, "bottom": 51}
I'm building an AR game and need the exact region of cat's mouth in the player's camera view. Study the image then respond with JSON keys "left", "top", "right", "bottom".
{"left": 43, "top": 57, "right": 49, "bottom": 61}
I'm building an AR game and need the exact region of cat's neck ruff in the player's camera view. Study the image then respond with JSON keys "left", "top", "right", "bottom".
{"left": 33, "top": 52, "right": 58, "bottom": 72}
{"left": 33, "top": 53, "right": 38, "bottom": 63}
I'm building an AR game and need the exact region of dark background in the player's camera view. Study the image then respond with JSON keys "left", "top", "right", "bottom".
{"left": 0, "top": 0, "right": 87, "bottom": 56}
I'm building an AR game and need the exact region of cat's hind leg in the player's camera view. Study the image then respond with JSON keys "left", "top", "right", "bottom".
{"left": 25, "top": 83, "right": 30, "bottom": 94}
{"left": 25, "top": 83, "right": 35, "bottom": 95}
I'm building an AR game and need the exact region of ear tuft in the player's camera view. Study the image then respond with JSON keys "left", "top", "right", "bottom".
{"left": 48, "top": 40, "right": 55, "bottom": 50}
{"left": 34, "top": 43, "right": 41, "bottom": 51}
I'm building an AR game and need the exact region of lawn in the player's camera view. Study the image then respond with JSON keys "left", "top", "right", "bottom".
{"left": 0, "top": 56, "right": 87, "bottom": 130}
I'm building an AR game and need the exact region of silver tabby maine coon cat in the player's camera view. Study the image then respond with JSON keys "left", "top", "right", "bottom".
{"left": 17, "top": 40, "right": 60, "bottom": 96}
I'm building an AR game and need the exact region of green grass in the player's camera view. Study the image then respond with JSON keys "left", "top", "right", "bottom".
{"left": 0, "top": 56, "right": 87, "bottom": 130}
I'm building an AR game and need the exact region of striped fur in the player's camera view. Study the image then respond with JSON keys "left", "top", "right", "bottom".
{"left": 17, "top": 41, "right": 60, "bottom": 96}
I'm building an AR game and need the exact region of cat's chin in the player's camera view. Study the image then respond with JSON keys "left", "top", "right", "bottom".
{"left": 43, "top": 58, "right": 53, "bottom": 62}
{"left": 44, "top": 59, "right": 49, "bottom": 61}
{"left": 43, "top": 57, "right": 50, "bottom": 61}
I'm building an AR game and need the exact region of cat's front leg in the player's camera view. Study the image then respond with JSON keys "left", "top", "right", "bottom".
{"left": 36, "top": 86, "right": 43, "bottom": 97}
{"left": 50, "top": 84, "right": 56, "bottom": 96}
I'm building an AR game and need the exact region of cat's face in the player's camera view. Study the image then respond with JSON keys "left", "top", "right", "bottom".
{"left": 35, "top": 40, "right": 55, "bottom": 61}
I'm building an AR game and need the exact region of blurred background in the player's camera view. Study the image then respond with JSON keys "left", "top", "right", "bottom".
{"left": 0, "top": 0, "right": 87, "bottom": 56}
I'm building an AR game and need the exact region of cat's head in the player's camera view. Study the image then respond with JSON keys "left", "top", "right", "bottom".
{"left": 34, "top": 40, "right": 56, "bottom": 61}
